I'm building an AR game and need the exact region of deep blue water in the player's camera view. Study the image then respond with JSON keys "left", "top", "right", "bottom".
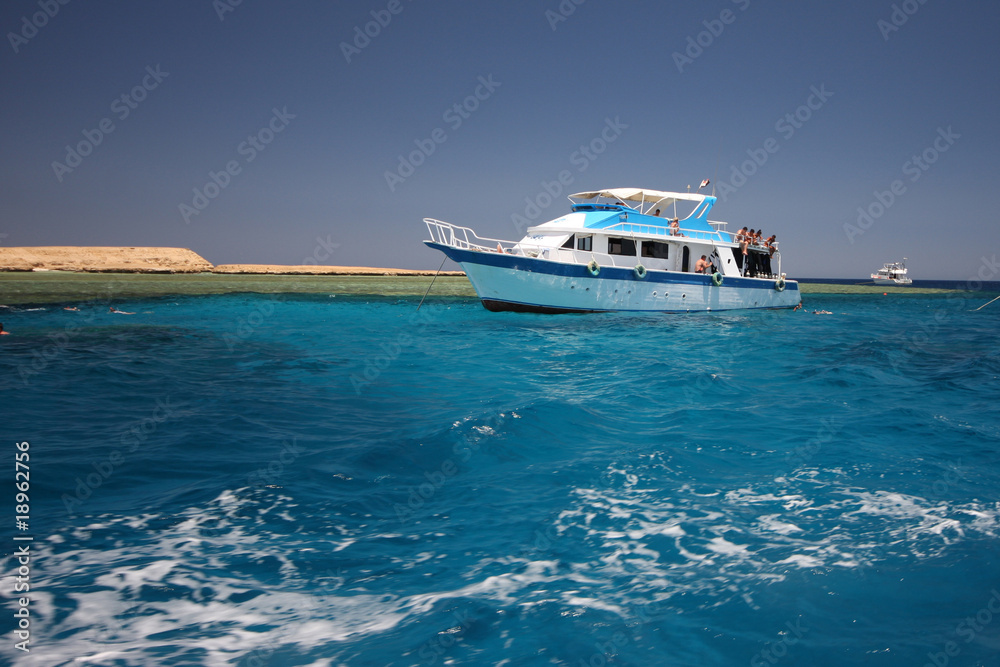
{"left": 2, "top": 291, "right": 1000, "bottom": 666}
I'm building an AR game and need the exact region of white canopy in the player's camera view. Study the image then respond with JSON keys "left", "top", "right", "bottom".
{"left": 569, "top": 188, "right": 709, "bottom": 205}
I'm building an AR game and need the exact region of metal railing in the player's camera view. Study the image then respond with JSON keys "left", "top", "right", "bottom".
{"left": 602, "top": 221, "right": 725, "bottom": 242}
{"left": 424, "top": 218, "right": 509, "bottom": 252}
{"left": 425, "top": 218, "right": 639, "bottom": 268}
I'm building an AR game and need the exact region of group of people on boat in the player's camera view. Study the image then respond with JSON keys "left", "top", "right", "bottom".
{"left": 733, "top": 227, "right": 777, "bottom": 278}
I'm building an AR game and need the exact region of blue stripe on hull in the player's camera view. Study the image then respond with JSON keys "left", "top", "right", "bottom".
{"left": 481, "top": 298, "right": 796, "bottom": 314}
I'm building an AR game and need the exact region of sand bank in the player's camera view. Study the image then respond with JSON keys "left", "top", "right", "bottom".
{"left": 0, "top": 246, "right": 213, "bottom": 273}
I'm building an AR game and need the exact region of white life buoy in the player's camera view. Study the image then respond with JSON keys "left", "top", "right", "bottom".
{"left": 587, "top": 260, "right": 600, "bottom": 277}
{"left": 711, "top": 271, "right": 723, "bottom": 286}
{"left": 775, "top": 277, "right": 786, "bottom": 292}
{"left": 633, "top": 264, "right": 647, "bottom": 280}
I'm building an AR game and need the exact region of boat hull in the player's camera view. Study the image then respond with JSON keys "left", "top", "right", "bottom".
{"left": 872, "top": 277, "right": 913, "bottom": 286}
{"left": 427, "top": 242, "right": 800, "bottom": 313}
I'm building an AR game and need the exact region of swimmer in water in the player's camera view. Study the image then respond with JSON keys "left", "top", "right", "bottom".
{"left": 109, "top": 306, "right": 135, "bottom": 315}
{"left": 0, "top": 323, "right": 9, "bottom": 335}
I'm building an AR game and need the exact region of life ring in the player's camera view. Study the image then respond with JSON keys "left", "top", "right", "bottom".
{"left": 587, "top": 260, "right": 600, "bottom": 277}
{"left": 711, "top": 271, "right": 723, "bottom": 286}
{"left": 633, "top": 264, "right": 647, "bottom": 280}
{"left": 774, "top": 277, "right": 786, "bottom": 292}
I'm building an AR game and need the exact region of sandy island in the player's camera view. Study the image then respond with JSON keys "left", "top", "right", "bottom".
{"left": 0, "top": 246, "right": 463, "bottom": 276}
{"left": 211, "top": 264, "right": 463, "bottom": 276}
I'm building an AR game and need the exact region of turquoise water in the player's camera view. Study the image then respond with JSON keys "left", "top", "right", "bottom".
{"left": 2, "top": 292, "right": 999, "bottom": 666}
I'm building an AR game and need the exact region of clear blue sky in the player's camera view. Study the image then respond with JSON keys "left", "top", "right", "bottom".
{"left": 2, "top": 1, "right": 997, "bottom": 278}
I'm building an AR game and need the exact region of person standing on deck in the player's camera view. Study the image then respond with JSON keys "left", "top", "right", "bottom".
{"left": 735, "top": 227, "right": 748, "bottom": 275}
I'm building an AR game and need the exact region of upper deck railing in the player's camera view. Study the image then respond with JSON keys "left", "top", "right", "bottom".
{"left": 601, "top": 220, "right": 726, "bottom": 243}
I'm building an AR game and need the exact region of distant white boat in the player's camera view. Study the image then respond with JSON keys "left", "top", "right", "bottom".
{"left": 424, "top": 187, "right": 800, "bottom": 313}
{"left": 872, "top": 259, "right": 913, "bottom": 286}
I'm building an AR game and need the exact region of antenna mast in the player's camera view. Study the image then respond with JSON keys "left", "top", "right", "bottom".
{"left": 712, "top": 136, "right": 722, "bottom": 197}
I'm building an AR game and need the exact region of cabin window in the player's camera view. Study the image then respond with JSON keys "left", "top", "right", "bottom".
{"left": 608, "top": 237, "right": 636, "bottom": 256}
{"left": 641, "top": 240, "right": 670, "bottom": 259}
{"left": 561, "top": 235, "right": 575, "bottom": 249}
{"left": 577, "top": 236, "right": 593, "bottom": 252}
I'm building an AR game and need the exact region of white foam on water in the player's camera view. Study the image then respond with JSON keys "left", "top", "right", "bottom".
{"left": 524, "top": 462, "right": 1000, "bottom": 618}
{"left": 561, "top": 595, "right": 626, "bottom": 615}
{"left": 706, "top": 536, "right": 750, "bottom": 557}
{"left": 2, "top": 489, "right": 580, "bottom": 667}
{"left": 776, "top": 554, "right": 824, "bottom": 568}
{"left": 757, "top": 514, "right": 803, "bottom": 535}
{"left": 9, "top": 467, "right": 1000, "bottom": 665}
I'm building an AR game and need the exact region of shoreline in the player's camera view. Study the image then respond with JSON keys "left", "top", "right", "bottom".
{"left": 0, "top": 246, "right": 464, "bottom": 276}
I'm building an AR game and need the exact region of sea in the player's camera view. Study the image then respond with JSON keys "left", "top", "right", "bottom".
{"left": 2, "top": 281, "right": 999, "bottom": 666}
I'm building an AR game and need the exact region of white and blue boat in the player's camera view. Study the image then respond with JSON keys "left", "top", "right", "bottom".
{"left": 424, "top": 187, "right": 800, "bottom": 313}
{"left": 871, "top": 259, "right": 913, "bottom": 286}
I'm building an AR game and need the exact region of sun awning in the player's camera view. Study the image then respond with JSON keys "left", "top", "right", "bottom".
{"left": 569, "top": 188, "right": 708, "bottom": 205}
